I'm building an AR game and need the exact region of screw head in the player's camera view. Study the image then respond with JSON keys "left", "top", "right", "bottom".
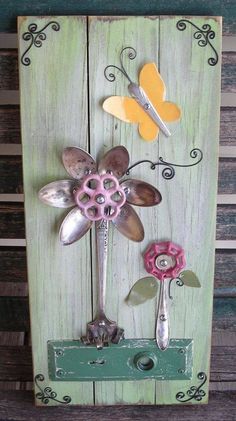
{"left": 144, "top": 103, "right": 151, "bottom": 110}
{"left": 95, "top": 194, "right": 105, "bottom": 204}
{"left": 55, "top": 349, "right": 64, "bottom": 357}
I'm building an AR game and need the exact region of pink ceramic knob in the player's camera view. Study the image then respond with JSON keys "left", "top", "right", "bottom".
{"left": 144, "top": 241, "right": 186, "bottom": 281}
{"left": 74, "top": 173, "right": 126, "bottom": 221}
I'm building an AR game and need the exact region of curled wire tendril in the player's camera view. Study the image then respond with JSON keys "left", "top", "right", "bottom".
{"left": 104, "top": 46, "right": 137, "bottom": 83}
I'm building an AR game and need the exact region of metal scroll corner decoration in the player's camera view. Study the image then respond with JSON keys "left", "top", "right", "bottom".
{"left": 176, "top": 19, "right": 218, "bottom": 66}
{"left": 34, "top": 374, "right": 71, "bottom": 405}
{"left": 21, "top": 21, "right": 60, "bottom": 66}
{"left": 176, "top": 372, "right": 207, "bottom": 402}
{"left": 126, "top": 148, "right": 203, "bottom": 180}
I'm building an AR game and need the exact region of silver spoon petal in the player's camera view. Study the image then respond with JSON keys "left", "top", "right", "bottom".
{"left": 38, "top": 180, "right": 76, "bottom": 208}
{"left": 121, "top": 179, "right": 162, "bottom": 207}
{"left": 112, "top": 203, "right": 144, "bottom": 242}
{"left": 59, "top": 207, "right": 92, "bottom": 245}
{"left": 98, "top": 146, "right": 130, "bottom": 179}
{"left": 62, "top": 147, "right": 97, "bottom": 180}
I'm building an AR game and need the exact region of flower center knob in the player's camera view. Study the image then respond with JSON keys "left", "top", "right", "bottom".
{"left": 144, "top": 242, "right": 186, "bottom": 281}
{"left": 74, "top": 173, "right": 126, "bottom": 221}
{"left": 155, "top": 254, "right": 175, "bottom": 271}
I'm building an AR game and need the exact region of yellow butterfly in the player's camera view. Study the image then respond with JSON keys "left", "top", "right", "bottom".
{"left": 103, "top": 48, "right": 181, "bottom": 142}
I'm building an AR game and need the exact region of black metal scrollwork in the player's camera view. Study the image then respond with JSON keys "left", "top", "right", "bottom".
{"left": 168, "top": 277, "right": 184, "bottom": 299}
{"left": 104, "top": 46, "right": 137, "bottom": 83}
{"left": 126, "top": 148, "right": 203, "bottom": 180}
{"left": 176, "top": 20, "right": 218, "bottom": 66}
{"left": 34, "top": 374, "right": 71, "bottom": 405}
{"left": 176, "top": 372, "right": 207, "bottom": 402}
{"left": 21, "top": 21, "right": 60, "bottom": 66}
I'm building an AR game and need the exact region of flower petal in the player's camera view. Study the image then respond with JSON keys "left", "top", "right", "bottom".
{"left": 38, "top": 180, "right": 76, "bottom": 208}
{"left": 112, "top": 203, "right": 144, "bottom": 242}
{"left": 62, "top": 147, "right": 97, "bottom": 180}
{"left": 121, "top": 179, "right": 162, "bottom": 206}
{"left": 98, "top": 146, "right": 130, "bottom": 179}
{"left": 59, "top": 207, "right": 92, "bottom": 245}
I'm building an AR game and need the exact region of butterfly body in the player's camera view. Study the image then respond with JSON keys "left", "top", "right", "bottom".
{"left": 128, "top": 82, "right": 171, "bottom": 137}
{"left": 103, "top": 62, "right": 181, "bottom": 142}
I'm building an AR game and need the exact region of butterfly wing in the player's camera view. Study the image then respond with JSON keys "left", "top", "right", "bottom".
{"left": 139, "top": 63, "right": 181, "bottom": 122}
{"left": 103, "top": 96, "right": 158, "bottom": 141}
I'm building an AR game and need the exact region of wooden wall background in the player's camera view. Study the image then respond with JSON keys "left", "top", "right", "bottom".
{"left": 0, "top": 0, "right": 235, "bottom": 419}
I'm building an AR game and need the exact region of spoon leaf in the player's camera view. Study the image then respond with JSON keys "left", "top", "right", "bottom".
{"left": 179, "top": 270, "right": 201, "bottom": 288}
{"left": 126, "top": 276, "right": 158, "bottom": 306}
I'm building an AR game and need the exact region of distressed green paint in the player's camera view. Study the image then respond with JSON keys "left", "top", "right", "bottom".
{"left": 155, "top": 15, "right": 222, "bottom": 404}
{"left": 19, "top": 15, "right": 222, "bottom": 406}
{"left": 18, "top": 16, "right": 93, "bottom": 405}
{"left": 88, "top": 16, "right": 160, "bottom": 405}
{"left": 48, "top": 339, "right": 193, "bottom": 381}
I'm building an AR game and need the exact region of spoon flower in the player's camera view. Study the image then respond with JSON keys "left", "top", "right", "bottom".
{"left": 38, "top": 146, "right": 162, "bottom": 245}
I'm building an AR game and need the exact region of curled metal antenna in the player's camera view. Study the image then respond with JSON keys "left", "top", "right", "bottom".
{"left": 104, "top": 46, "right": 137, "bottom": 83}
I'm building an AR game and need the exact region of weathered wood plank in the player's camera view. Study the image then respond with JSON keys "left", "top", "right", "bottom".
{"left": 154, "top": 15, "right": 222, "bottom": 404}
{"left": 0, "top": 281, "right": 27, "bottom": 295}
{"left": 0, "top": 155, "right": 236, "bottom": 195}
{"left": 220, "top": 108, "right": 236, "bottom": 146}
{"left": 0, "top": 390, "right": 235, "bottom": 419}
{"left": 0, "top": 248, "right": 27, "bottom": 282}
{"left": 0, "top": 106, "right": 20, "bottom": 144}
{"left": 0, "top": 50, "right": 18, "bottom": 90}
{"left": 0, "top": 346, "right": 32, "bottom": 381}
{"left": 89, "top": 14, "right": 161, "bottom": 406}
{"left": 213, "top": 298, "right": 236, "bottom": 332}
{"left": 0, "top": 157, "right": 235, "bottom": 195}
{"left": 0, "top": 106, "right": 234, "bottom": 147}
{"left": 222, "top": 52, "right": 236, "bottom": 93}
{"left": 0, "top": 248, "right": 235, "bottom": 292}
{"left": 0, "top": 157, "right": 23, "bottom": 194}
{"left": 0, "top": 297, "right": 29, "bottom": 331}
{"left": 18, "top": 15, "right": 94, "bottom": 406}
{"left": 215, "top": 250, "right": 236, "bottom": 289}
{"left": 0, "top": 50, "right": 235, "bottom": 93}
{"left": 218, "top": 159, "right": 236, "bottom": 194}
{"left": 216, "top": 205, "right": 236, "bottom": 240}
{"left": 0, "top": 204, "right": 25, "bottom": 238}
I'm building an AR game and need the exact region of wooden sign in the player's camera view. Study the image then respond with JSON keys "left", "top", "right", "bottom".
{"left": 18, "top": 15, "right": 222, "bottom": 405}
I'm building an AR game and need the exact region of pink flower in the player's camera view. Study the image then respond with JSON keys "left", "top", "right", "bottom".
{"left": 144, "top": 241, "right": 186, "bottom": 281}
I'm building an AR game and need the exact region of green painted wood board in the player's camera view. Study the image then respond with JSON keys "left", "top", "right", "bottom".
{"left": 18, "top": 15, "right": 221, "bottom": 406}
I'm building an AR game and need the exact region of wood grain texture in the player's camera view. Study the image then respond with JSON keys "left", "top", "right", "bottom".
{"left": 0, "top": 106, "right": 20, "bottom": 144}
{"left": 1, "top": 50, "right": 235, "bottom": 92}
{"left": 220, "top": 108, "right": 236, "bottom": 146}
{"left": 1, "top": 106, "right": 234, "bottom": 146}
{"left": 0, "top": 156, "right": 235, "bottom": 195}
{"left": 0, "top": 248, "right": 27, "bottom": 282}
{"left": 18, "top": 15, "right": 222, "bottom": 406}
{"left": 0, "top": 296, "right": 235, "bottom": 333}
{"left": 0, "top": 390, "right": 235, "bottom": 420}
{"left": 18, "top": 16, "right": 94, "bottom": 405}
{"left": 0, "top": 50, "right": 18, "bottom": 90}
{"left": 87, "top": 15, "right": 222, "bottom": 405}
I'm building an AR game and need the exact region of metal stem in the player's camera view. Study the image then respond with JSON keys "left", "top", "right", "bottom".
{"left": 95, "top": 219, "right": 109, "bottom": 318}
{"left": 156, "top": 280, "right": 169, "bottom": 350}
